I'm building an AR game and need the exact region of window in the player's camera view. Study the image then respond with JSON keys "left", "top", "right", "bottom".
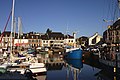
{"left": 29, "top": 40, "right": 31, "bottom": 42}
{"left": 71, "top": 40, "right": 73, "bottom": 42}
{"left": 32, "top": 40, "right": 34, "bottom": 42}
{"left": 36, "top": 40, "right": 38, "bottom": 42}
{"left": 50, "top": 41, "right": 53, "bottom": 43}
{"left": 69, "top": 40, "right": 70, "bottom": 42}
{"left": 43, "top": 41, "right": 45, "bottom": 43}
{"left": 51, "top": 37, "right": 53, "bottom": 40}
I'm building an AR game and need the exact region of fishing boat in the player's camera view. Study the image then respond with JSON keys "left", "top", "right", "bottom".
{"left": 64, "top": 46, "right": 83, "bottom": 59}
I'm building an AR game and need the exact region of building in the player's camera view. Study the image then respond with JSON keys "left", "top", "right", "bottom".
{"left": 0, "top": 31, "right": 13, "bottom": 48}
{"left": 77, "top": 36, "right": 88, "bottom": 48}
{"left": 103, "top": 19, "right": 120, "bottom": 52}
{"left": 64, "top": 34, "right": 75, "bottom": 47}
{"left": 0, "top": 29, "right": 80, "bottom": 49}
{"left": 14, "top": 33, "right": 29, "bottom": 48}
{"left": 41, "top": 29, "right": 64, "bottom": 47}
{"left": 89, "top": 32, "right": 103, "bottom": 46}
{"left": 27, "top": 32, "right": 42, "bottom": 47}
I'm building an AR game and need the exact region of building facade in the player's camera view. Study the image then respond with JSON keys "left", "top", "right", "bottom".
{"left": 103, "top": 19, "right": 120, "bottom": 52}
{"left": 41, "top": 29, "right": 64, "bottom": 47}
{"left": 0, "top": 31, "right": 13, "bottom": 48}
{"left": 89, "top": 32, "right": 103, "bottom": 46}
{"left": 64, "top": 34, "right": 75, "bottom": 47}
{"left": 77, "top": 36, "right": 88, "bottom": 48}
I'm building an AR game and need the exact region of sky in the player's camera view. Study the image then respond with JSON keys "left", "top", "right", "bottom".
{"left": 0, "top": 0, "right": 119, "bottom": 37}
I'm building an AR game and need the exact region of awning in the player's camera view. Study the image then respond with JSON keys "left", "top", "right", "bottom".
{"left": 15, "top": 43, "right": 28, "bottom": 46}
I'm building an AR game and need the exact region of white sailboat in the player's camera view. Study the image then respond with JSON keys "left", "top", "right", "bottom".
{"left": 0, "top": 0, "right": 46, "bottom": 78}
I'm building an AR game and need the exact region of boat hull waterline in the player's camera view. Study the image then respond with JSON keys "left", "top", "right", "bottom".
{"left": 65, "top": 48, "right": 83, "bottom": 59}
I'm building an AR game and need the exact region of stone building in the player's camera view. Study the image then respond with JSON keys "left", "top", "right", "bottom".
{"left": 103, "top": 19, "right": 120, "bottom": 52}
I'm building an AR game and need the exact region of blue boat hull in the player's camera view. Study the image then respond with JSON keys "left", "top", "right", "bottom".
{"left": 65, "top": 49, "right": 83, "bottom": 59}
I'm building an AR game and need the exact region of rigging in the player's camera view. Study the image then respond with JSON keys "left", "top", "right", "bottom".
{"left": 0, "top": 11, "right": 12, "bottom": 43}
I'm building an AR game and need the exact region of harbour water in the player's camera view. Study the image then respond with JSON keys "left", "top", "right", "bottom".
{"left": 37, "top": 54, "right": 119, "bottom": 80}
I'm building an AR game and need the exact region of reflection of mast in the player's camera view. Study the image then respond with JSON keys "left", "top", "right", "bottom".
{"left": 72, "top": 66, "right": 80, "bottom": 80}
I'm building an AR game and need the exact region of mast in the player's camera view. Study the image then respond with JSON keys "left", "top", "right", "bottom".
{"left": 11, "top": 0, "right": 15, "bottom": 52}
{"left": 18, "top": 17, "right": 22, "bottom": 38}
{"left": 18, "top": 17, "right": 23, "bottom": 48}
{"left": 14, "top": 17, "right": 16, "bottom": 38}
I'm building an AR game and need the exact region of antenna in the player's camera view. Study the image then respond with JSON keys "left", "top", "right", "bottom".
{"left": 66, "top": 23, "right": 69, "bottom": 35}
{"left": 72, "top": 30, "right": 79, "bottom": 39}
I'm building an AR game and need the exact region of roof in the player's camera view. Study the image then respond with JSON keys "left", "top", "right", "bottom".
{"left": 113, "top": 19, "right": 120, "bottom": 27}
{"left": 49, "top": 32, "right": 64, "bottom": 38}
{"left": 112, "top": 19, "right": 120, "bottom": 30}
{"left": 1, "top": 31, "right": 11, "bottom": 37}
{"left": 41, "top": 34, "right": 49, "bottom": 40}
{"left": 64, "top": 34, "right": 74, "bottom": 39}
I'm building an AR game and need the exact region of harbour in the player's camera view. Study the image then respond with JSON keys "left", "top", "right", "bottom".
{"left": 0, "top": 0, "right": 120, "bottom": 80}
{"left": 35, "top": 51, "right": 120, "bottom": 80}
{"left": 1, "top": 47, "right": 120, "bottom": 80}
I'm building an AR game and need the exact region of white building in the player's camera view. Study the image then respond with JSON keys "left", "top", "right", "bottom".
{"left": 14, "top": 39, "right": 28, "bottom": 47}
{"left": 64, "top": 34, "right": 76, "bottom": 47}
{"left": 89, "top": 32, "right": 102, "bottom": 46}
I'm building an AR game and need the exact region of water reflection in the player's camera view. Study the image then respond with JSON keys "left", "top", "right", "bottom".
{"left": 46, "top": 53, "right": 120, "bottom": 80}
{"left": 65, "top": 59, "right": 83, "bottom": 80}
{"left": 82, "top": 57, "right": 120, "bottom": 80}
{"left": 65, "top": 59, "right": 83, "bottom": 69}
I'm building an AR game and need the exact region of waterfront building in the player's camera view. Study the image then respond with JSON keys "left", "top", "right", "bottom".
{"left": 41, "top": 34, "right": 49, "bottom": 47}
{"left": 88, "top": 32, "right": 103, "bottom": 46}
{"left": 0, "top": 31, "right": 13, "bottom": 48}
{"left": 41, "top": 29, "right": 64, "bottom": 47}
{"left": 103, "top": 19, "right": 120, "bottom": 54}
{"left": 77, "top": 36, "right": 89, "bottom": 48}
{"left": 0, "top": 29, "right": 79, "bottom": 49}
{"left": 64, "top": 34, "right": 75, "bottom": 47}
{"left": 14, "top": 33, "right": 29, "bottom": 48}
{"left": 27, "top": 32, "right": 42, "bottom": 47}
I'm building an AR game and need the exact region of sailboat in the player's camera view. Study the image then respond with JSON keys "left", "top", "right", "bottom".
{"left": 0, "top": 0, "right": 46, "bottom": 79}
